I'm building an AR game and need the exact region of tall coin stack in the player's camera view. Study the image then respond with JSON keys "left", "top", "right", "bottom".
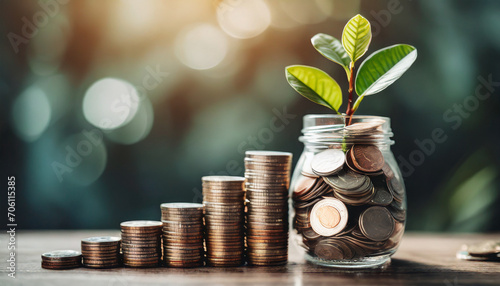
{"left": 161, "top": 203, "right": 205, "bottom": 267}
{"left": 244, "top": 151, "right": 293, "bottom": 266}
{"left": 120, "top": 220, "right": 162, "bottom": 267}
{"left": 81, "top": 236, "right": 122, "bottom": 268}
{"left": 202, "top": 176, "right": 246, "bottom": 266}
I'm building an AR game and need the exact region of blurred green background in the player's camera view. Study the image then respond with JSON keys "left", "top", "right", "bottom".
{"left": 0, "top": 0, "right": 499, "bottom": 231}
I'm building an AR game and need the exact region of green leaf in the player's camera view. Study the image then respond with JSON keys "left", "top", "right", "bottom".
{"left": 342, "top": 14, "right": 372, "bottom": 63}
{"left": 355, "top": 44, "right": 417, "bottom": 97}
{"left": 285, "top": 65, "right": 342, "bottom": 113}
{"left": 311, "top": 33, "right": 351, "bottom": 78}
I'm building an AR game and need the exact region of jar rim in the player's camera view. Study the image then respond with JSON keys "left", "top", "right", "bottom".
{"left": 300, "top": 114, "right": 394, "bottom": 148}
{"left": 304, "top": 114, "right": 391, "bottom": 121}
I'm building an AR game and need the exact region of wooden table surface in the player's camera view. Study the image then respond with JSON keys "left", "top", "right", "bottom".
{"left": 0, "top": 231, "right": 499, "bottom": 285}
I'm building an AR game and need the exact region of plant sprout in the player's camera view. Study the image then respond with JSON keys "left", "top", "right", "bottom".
{"left": 285, "top": 14, "right": 417, "bottom": 125}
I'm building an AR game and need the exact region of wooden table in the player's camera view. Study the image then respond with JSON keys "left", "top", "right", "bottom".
{"left": 1, "top": 231, "right": 499, "bottom": 285}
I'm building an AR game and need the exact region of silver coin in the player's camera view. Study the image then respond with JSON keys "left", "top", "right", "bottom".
{"left": 359, "top": 206, "right": 395, "bottom": 242}
{"left": 311, "top": 149, "right": 345, "bottom": 176}
{"left": 324, "top": 169, "right": 370, "bottom": 192}
{"left": 81, "top": 236, "right": 121, "bottom": 243}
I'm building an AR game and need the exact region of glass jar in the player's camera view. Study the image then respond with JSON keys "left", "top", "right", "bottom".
{"left": 289, "top": 114, "right": 406, "bottom": 268}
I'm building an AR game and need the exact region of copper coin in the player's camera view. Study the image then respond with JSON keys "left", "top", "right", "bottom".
{"left": 351, "top": 145, "right": 384, "bottom": 173}
{"left": 293, "top": 175, "right": 317, "bottom": 197}
{"left": 314, "top": 240, "right": 344, "bottom": 260}
{"left": 309, "top": 198, "right": 348, "bottom": 236}
{"left": 41, "top": 250, "right": 82, "bottom": 261}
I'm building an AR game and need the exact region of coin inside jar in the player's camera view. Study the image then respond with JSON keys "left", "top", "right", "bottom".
{"left": 310, "top": 149, "right": 345, "bottom": 176}
{"left": 293, "top": 175, "right": 316, "bottom": 196}
{"left": 359, "top": 206, "right": 395, "bottom": 242}
{"left": 351, "top": 145, "right": 384, "bottom": 173}
{"left": 317, "top": 206, "right": 341, "bottom": 229}
{"left": 310, "top": 198, "right": 348, "bottom": 236}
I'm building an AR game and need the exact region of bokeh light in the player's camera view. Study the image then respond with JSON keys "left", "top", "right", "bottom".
{"left": 107, "top": 0, "right": 159, "bottom": 44}
{"left": 105, "top": 96, "right": 154, "bottom": 145}
{"left": 35, "top": 74, "right": 72, "bottom": 122}
{"left": 279, "top": 0, "right": 329, "bottom": 25}
{"left": 217, "top": 0, "right": 271, "bottom": 39}
{"left": 11, "top": 85, "right": 52, "bottom": 142}
{"left": 83, "top": 78, "right": 140, "bottom": 130}
{"left": 57, "top": 133, "right": 108, "bottom": 186}
{"left": 175, "top": 23, "right": 228, "bottom": 70}
{"left": 178, "top": 98, "right": 269, "bottom": 177}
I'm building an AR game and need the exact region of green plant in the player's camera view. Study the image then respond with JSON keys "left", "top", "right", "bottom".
{"left": 285, "top": 14, "right": 417, "bottom": 125}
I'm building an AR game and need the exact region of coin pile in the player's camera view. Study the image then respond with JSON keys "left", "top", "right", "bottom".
{"left": 292, "top": 126, "right": 406, "bottom": 261}
{"left": 120, "top": 220, "right": 162, "bottom": 267}
{"left": 245, "top": 150, "right": 292, "bottom": 266}
{"left": 457, "top": 240, "right": 500, "bottom": 261}
{"left": 81, "top": 236, "right": 121, "bottom": 268}
{"left": 202, "top": 176, "right": 246, "bottom": 266}
{"left": 41, "top": 250, "right": 82, "bottom": 270}
{"left": 161, "top": 203, "right": 205, "bottom": 267}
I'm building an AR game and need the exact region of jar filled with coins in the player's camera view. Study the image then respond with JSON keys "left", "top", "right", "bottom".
{"left": 290, "top": 115, "right": 406, "bottom": 268}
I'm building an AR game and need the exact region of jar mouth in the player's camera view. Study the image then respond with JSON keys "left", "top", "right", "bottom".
{"left": 300, "top": 114, "right": 394, "bottom": 148}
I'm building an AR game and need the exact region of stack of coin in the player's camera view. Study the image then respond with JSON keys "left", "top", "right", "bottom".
{"left": 457, "top": 240, "right": 500, "bottom": 261}
{"left": 325, "top": 169, "right": 374, "bottom": 206}
{"left": 245, "top": 150, "right": 292, "bottom": 266}
{"left": 161, "top": 203, "right": 205, "bottom": 267}
{"left": 291, "top": 141, "right": 405, "bottom": 261}
{"left": 41, "top": 250, "right": 82, "bottom": 270}
{"left": 120, "top": 220, "right": 162, "bottom": 267}
{"left": 344, "top": 119, "right": 385, "bottom": 136}
{"left": 81, "top": 236, "right": 121, "bottom": 268}
{"left": 202, "top": 176, "right": 246, "bottom": 266}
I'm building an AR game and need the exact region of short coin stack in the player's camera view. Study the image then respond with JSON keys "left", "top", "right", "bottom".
{"left": 81, "top": 236, "right": 121, "bottom": 268}
{"left": 41, "top": 250, "right": 82, "bottom": 270}
{"left": 202, "top": 176, "right": 246, "bottom": 266}
{"left": 120, "top": 220, "right": 162, "bottom": 267}
{"left": 161, "top": 203, "right": 205, "bottom": 267}
{"left": 244, "top": 150, "right": 293, "bottom": 266}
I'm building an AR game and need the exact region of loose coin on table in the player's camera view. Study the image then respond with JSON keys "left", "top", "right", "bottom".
{"left": 41, "top": 250, "right": 82, "bottom": 270}
{"left": 81, "top": 236, "right": 121, "bottom": 268}
{"left": 456, "top": 240, "right": 500, "bottom": 261}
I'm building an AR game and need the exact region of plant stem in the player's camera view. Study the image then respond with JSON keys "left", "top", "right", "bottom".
{"left": 345, "top": 62, "right": 355, "bottom": 126}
